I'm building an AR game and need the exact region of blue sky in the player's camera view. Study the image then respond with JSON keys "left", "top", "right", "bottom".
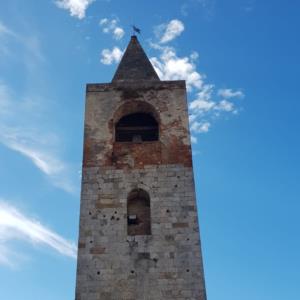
{"left": 0, "top": 1, "right": 300, "bottom": 299}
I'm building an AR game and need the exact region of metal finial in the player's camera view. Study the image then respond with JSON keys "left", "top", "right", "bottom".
{"left": 131, "top": 25, "right": 141, "bottom": 35}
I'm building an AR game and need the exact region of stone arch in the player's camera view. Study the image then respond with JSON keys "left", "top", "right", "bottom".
{"left": 127, "top": 188, "right": 151, "bottom": 236}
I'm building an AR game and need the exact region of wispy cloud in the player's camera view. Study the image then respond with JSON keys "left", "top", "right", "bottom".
{"left": 55, "top": 0, "right": 95, "bottom": 19}
{"left": 0, "top": 20, "right": 44, "bottom": 66}
{"left": 99, "top": 18, "right": 125, "bottom": 40}
{"left": 190, "top": 121, "right": 211, "bottom": 134}
{"left": 0, "top": 81, "right": 78, "bottom": 194}
{"left": 242, "top": 0, "right": 256, "bottom": 12}
{"left": 188, "top": 86, "right": 243, "bottom": 135}
{"left": 0, "top": 21, "right": 78, "bottom": 194}
{"left": 0, "top": 200, "right": 77, "bottom": 267}
{"left": 0, "top": 127, "right": 77, "bottom": 194}
{"left": 155, "top": 19, "right": 185, "bottom": 44}
{"left": 100, "top": 46, "right": 123, "bottom": 65}
{"left": 218, "top": 88, "right": 244, "bottom": 99}
{"left": 0, "top": 21, "right": 16, "bottom": 37}
{"left": 0, "top": 128, "right": 63, "bottom": 176}
{"left": 189, "top": 86, "right": 242, "bottom": 116}
{"left": 181, "top": 0, "right": 216, "bottom": 19}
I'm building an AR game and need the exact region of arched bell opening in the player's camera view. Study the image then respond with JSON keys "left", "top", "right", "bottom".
{"left": 115, "top": 112, "right": 159, "bottom": 142}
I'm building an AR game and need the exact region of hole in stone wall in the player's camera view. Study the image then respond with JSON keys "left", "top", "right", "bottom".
{"left": 127, "top": 189, "right": 151, "bottom": 236}
{"left": 115, "top": 113, "right": 159, "bottom": 142}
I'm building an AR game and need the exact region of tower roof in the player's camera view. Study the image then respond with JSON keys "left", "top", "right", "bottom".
{"left": 112, "top": 35, "right": 160, "bottom": 82}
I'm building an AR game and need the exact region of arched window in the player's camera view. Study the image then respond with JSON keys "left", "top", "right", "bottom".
{"left": 115, "top": 113, "right": 158, "bottom": 142}
{"left": 127, "top": 189, "right": 151, "bottom": 236}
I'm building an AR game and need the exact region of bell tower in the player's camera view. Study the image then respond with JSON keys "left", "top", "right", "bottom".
{"left": 75, "top": 35, "right": 207, "bottom": 300}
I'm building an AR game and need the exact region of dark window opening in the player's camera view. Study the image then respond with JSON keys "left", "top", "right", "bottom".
{"left": 128, "top": 214, "right": 138, "bottom": 225}
{"left": 127, "top": 189, "right": 151, "bottom": 236}
{"left": 115, "top": 113, "right": 158, "bottom": 142}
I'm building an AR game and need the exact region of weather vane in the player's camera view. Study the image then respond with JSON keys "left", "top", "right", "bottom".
{"left": 131, "top": 25, "right": 141, "bottom": 35}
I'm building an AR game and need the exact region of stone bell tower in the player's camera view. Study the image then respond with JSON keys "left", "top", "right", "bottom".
{"left": 75, "top": 35, "right": 207, "bottom": 300}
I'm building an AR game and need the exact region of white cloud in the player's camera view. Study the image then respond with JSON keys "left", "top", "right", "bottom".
{"left": 189, "top": 84, "right": 215, "bottom": 112}
{"left": 157, "top": 19, "right": 185, "bottom": 44}
{"left": 150, "top": 45, "right": 203, "bottom": 91}
{"left": 149, "top": 41, "right": 244, "bottom": 137}
{"left": 149, "top": 27, "right": 244, "bottom": 139}
{"left": 55, "top": 0, "right": 95, "bottom": 19}
{"left": 99, "top": 18, "right": 125, "bottom": 40}
{"left": 0, "top": 82, "right": 78, "bottom": 194}
{"left": 100, "top": 47, "right": 123, "bottom": 65}
{"left": 190, "top": 121, "right": 211, "bottom": 133}
{"left": 113, "top": 27, "right": 125, "bottom": 40}
{"left": 218, "top": 88, "right": 244, "bottom": 99}
{"left": 215, "top": 99, "right": 235, "bottom": 112}
{"left": 0, "top": 200, "right": 77, "bottom": 267}
{"left": 189, "top": 86, "right": 239, "bottom": 122}
{"left": 99, "top": 18, "right": 108, "bottom": 25}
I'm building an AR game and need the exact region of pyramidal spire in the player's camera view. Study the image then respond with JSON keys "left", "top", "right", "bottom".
{"left": 112, "top": 35, "right": 160, "bottom": 82}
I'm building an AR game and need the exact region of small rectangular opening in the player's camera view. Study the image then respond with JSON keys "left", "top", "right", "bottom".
{"left": 128, "top": 215, "right": 138, "bottom": 225}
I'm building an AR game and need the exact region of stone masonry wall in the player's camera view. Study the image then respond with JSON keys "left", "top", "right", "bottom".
{"left": 75, "top": 79, "right": 207, "bottom": 300}
{"left": 76, "top": 164, "right": 206, "bottom": 300}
